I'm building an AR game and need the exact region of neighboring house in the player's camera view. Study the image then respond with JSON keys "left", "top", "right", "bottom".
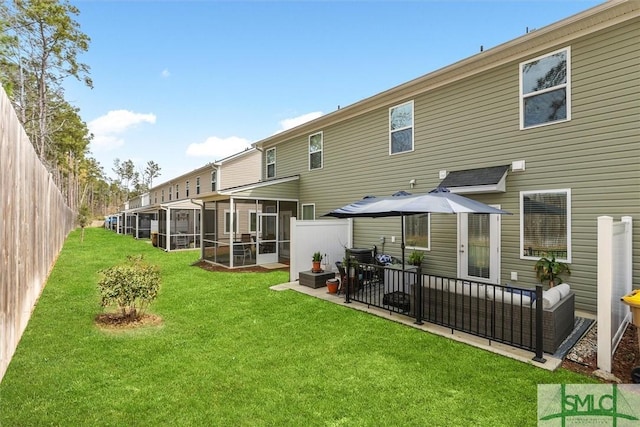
{"left": 253, "top": 0, "right": 640, "bottom": 313}
{"left": 119, "top": 148, "right": 262, "bottom": 252}
{"left": 124, "top": 194, "right": 154, "bottom": 238}
{"left": 194, "top": 175, "right": 299, "bottom": 268}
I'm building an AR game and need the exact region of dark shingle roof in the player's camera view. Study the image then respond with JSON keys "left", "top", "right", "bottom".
{"left": 439, "top": 165, "right": 510, "bottom": 188}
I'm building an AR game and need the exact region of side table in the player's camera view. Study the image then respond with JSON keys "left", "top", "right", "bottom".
{"left": 299, "top": 270, "right": 336, "bottom": 289}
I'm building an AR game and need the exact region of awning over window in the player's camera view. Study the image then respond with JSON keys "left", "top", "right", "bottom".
{"left": 439, "top": 165, "right": 510, "bottom": 194}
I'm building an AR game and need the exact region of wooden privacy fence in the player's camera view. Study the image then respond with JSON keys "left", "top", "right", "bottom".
{"left": 0, "top": 87, "right": 75, "bottom": 383}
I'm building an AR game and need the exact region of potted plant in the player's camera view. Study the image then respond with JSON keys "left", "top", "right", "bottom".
{"left": 312, "top": 251, "right": 323, "bottom": 272}
{"left": 534, "top": 252, "right": 571, "bottom": 288}
{"left": 408, "top": 250, "right": 424, "bottom": 267}
{"left": 326, "top": 278, "right": 339, "bottom": 294}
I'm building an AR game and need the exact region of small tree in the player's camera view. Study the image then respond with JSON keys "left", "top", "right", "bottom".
{"left": 77, "top": 204, "right": 90, "bottom": 242}
{"left": 97, "top": 255, "right": 160, "bottom": 320}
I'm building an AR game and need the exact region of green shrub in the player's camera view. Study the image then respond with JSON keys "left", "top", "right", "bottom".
{"left": 97, "top": 255, "right": 160, "bottom": 320}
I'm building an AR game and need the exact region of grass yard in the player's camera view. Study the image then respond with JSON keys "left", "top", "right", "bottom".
{"left": 0, "top": 228, "right": 596, "bottom": 426}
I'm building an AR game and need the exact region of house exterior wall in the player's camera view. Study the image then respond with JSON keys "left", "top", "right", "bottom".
{"left": 225, "top": 179, "right": 300, "bottom": 201}
{"left": 127, "top": 194, "right": 144, "bottom": 209}
{"left": 150, "top": 165, "right": 214, "bottom": 203}
{"left": 148, "top": 149, "right": 260, "bottom": 205}
{"left": 258, "top": 7, "right": 640, "bottom": 313}
{"left": 219, "top": 149, "right": 261, "bottom": 190}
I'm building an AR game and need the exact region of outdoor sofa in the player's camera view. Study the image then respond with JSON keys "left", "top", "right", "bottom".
{"left": 408, "top": 281, "right": 575, "bottom": 354}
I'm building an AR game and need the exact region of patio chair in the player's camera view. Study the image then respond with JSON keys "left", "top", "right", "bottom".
{"left": 233, "top": 243, "right": 251, "bottom": 265}
{"left": 241, "top": 234, "right": 254, "bottom": 259}
{"left": 175, "top": 234, "right": 189, "bottom": 249}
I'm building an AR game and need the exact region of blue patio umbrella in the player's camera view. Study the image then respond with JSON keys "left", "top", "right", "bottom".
{"left": 325, "top": 187, "right": 511, "bottom": 267}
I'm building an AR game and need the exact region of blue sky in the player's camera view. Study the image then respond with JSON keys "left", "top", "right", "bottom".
{"left": 65, "top": 0, "right": 602, "bottom": 183}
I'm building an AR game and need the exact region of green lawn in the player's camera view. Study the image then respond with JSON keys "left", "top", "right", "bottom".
{"left": 0, "top": 228, "right": 595, "bottom": 426}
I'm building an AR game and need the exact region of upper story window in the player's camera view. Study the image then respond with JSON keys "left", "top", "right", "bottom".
{"left": 309, "top": 132, "right": 323, "bottom": 170}
{"left": 520, "top": 47, "right": 570, "bottom": 129}
{"left": 301, "top": 204, "right": 315, "bottom": 220}
{"left": 196, "top": 177, "right": 200, "bottom": 195}
{"left": 154, "top": 191, "right": 157, "bottom": 204}
{"left": 175, "top": 184, "right": 179, "bottom": 200}
{"left": 266, "top": 148, "right": 276, "bottom": 179}
{"left": 161, "top": 189, "right": 165, "bottom": 202}
{"left": 185, "top": 181, "right": 190, "bottom": 197}
{"left": 389, "top": 101, "right": 414, "bottom": 155}
{"left": 211, "top": 170, "right": 217, "bottom": 191}
{"left": 169, "top": 186, "right": 173, "bottom": 201}
{"left": 520, "top": 189, "right": 571, "bottom": 262}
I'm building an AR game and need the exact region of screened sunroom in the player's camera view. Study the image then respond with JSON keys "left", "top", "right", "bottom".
{"left": 197, "top": 176, "right": 299, "bottom": 268}
{"left": 125, "top": 207, "right": 157, "bottom": 240}
{"left": 157, "top": 199, "right": 202, "bottom": 251}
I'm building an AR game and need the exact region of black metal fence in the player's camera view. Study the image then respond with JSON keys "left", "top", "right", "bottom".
{"left": 341, "top": 258, "right": 545, "bottom": 362}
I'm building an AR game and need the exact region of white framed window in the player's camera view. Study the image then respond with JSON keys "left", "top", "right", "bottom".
{"left": 196, "top": 177, "right": 200, "bottom": 195}
{"left": 309, "top": 132, "right": 323, "bottom": 170}
{"left": 404, "top": 213, "right": 430, "bottom": 250}
{"left": 389, "top": 100, "right": 414, "bottom": 155}
{"left": 186, "top": 181, "right": 190, "bottom": 197}
{"left": 520, "top": 189, "right": 571, "bottom": 262}
{"left": 154, "top": 191, "right": 157, "bottom": 204}
{"left": 175, "top": 184, "right": 179, "bottom": 200}
{"left": 266, "top": 148, "right": 276, "bottom": 179}
{"left": 161, "top": 189, "right": 165, "bottom": 202}
{"left": 520, "top": 47, "right": 571, "bottom": 129}
{"left": 224, "top": 210, "right": 239, "bottom": 235}
{"left": 248, "top": 210, "right": 261, "bottom": 233}
{"left": 169, "top": 186, "right": 173, "bottom": 201}
{"left": 301, "top": 204, "right": 315, "bottom": 220}
{"left": 211, "top": 170, "right": 217, "bottom": 191}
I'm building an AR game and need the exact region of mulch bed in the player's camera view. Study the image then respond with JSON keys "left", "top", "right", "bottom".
{"left": 192, "top": 260, "right": 289, "bottom": 273}
{"left": 562, "top": 324, "right": 639, "bottom": 383}
{"left": 95, "top": 313, "right": 163, "bottom": 330}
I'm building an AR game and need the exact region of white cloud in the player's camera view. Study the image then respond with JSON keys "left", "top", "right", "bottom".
{"left": 185, "top": 111, "right": 323, "bottom": 161}
{"left": 274, "top": 111, "right": 323, "bottom": 134}
{"left": 91, "top": 134, "right": 124, "bottom": 151}
{"left": 88, "top": 110, "right": 156, "bottom": 151}
{"left": 161, "top": 69, "right": 171, "bottom": 78}
{"left": 186, "top": 136, "right": 252, "bottom": 160}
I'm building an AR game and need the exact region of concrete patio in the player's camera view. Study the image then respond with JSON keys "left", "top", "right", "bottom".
{"left": 271, "top": 279, "right": 574, "bottom": 371}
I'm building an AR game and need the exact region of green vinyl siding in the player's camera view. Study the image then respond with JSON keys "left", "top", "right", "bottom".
{"left": 228, "top": 179, "right": 299, "bottom": 200}
{"left": 262, "top": 14, "right": 639, "bottom": 313}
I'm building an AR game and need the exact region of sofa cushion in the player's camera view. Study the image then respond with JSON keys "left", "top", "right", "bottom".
{"left": 505, "top": 286, "right": 537, "bottom": 303}
{"left": 486, "top": 285, "right": 532, "bottom": 306}
{"left": 449, "top": 281, "right": 486, "bottom": 297}
{"left": 375, "top": 254, "right": 393, "bottom": 265}
{"left": 542, "top": 287, "right": 562, "bottom": 309}
{"left": 555, "top": 283, "right": 571, "bottom": 299}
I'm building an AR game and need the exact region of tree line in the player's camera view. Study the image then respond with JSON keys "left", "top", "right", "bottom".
{"left": 0, "top": 0, "right": 161, "bottom": 218}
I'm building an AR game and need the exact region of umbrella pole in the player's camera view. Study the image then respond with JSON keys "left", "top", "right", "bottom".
{"left": 401, "top": 215, "right": 406, "bottom": 291}
{"left": 401, "top": 215, "right": 406, "bottom": 267}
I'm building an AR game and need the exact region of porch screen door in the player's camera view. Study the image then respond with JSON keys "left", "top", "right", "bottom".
{"left": 256, "top": 213, "right": 278, "bottom": 265}
{"left": 458, "top": 211, "right": 500, "bottom": 284}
